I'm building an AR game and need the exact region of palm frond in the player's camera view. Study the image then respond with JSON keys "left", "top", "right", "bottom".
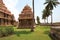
{"left": 42, "top": 9, "right": 46, "bottom": 19}
{"left": 45, "top": 4, "right": 49, "bottom": 9}
{"left": 49, "top": 3, "right": 54, "bottom": 10}
{"left": 52, "top": 2, "right": 57, "bottom": 7}
{"left": 55, "top": 2, "right": 60, "bottom": 4}
{"left": 52, "top": 0, "right": 58, "bottom": 2}
{"left": 44, "top": 2, "right": 48, "bottom": 4}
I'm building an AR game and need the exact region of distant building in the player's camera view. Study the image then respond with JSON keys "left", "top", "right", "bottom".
{"left": 18, "top": 5, "right": 35, "bottom": 29}
{"left": 0, "top": 0, "right": 16, "bottom": 26}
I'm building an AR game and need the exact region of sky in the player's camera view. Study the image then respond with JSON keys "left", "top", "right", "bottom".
{"left": 3, "top": 0, "right": 60, "bottom": 23}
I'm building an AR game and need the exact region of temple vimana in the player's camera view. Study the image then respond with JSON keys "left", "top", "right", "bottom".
{"left": 0, "top": 0, "right": 16, "bottom": 26}
{"left": 0, "top": 0, "right": 35, "bottom": 28}
{"left": 18, "top": 5, "right": 35, "bottom": 29}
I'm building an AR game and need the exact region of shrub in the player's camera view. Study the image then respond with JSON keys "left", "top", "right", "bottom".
{"left": 0, "top": 26, "right": 14, "bottom": 37}
{"left": 0, "top": 28, "right": 3, "bottom": 37}
{"left": 2, "top": 28, "right": 8, "bottom": 36}
{"left": 5, "top": 26, "right": 14, "bottom": 34}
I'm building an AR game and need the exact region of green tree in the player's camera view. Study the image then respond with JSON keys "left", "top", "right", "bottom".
{"left": 44, "top": 0, "right": 60, "bottom": 24}
{"left": 37, "top": 16, "right": 40, "bottom": 25}
{"left": 42, "top": 9, "right": 51, "bottom": 23}
{"left": 42, "top": 9, "right": 46, "bottom": 23}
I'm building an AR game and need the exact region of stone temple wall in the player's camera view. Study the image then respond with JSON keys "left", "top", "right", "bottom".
{"left": 18, "top": 5, "right": 35, "bottom": 29}
{"left": 0, "top": 0, "right": 16, "bottom": 26}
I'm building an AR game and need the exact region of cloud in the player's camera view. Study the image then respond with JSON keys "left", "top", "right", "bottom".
{"left": 3, "top": 0, "right": 19, "bottom": 21}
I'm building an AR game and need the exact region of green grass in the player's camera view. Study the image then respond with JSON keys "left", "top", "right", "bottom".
{"left": 0, "top": 25, "right": 51, "bottom": 40}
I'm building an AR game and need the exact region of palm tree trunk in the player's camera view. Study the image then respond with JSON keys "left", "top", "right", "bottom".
{"left": 33, "top": 0, "right": 34, "bottom": 17}
{"left": 44, "top": 19, "right": 46, "bottom": 24}
{"left": 47, "top": 17, "right": 48, "bottom": 24}
{"left": 31, "top": 0, "right": 34, "bottom": 32}
{"left": 51, "top": 13, "right": 53, "bottom": 25}
{"left": 50, "top": 10, "right": 53, "bottom": 25}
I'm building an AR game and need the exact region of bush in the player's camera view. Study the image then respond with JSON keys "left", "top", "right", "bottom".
{"left": 2, "top": 28, "right": 8, "bottom": 36}
{"left": 0, "top": 28, "right": 3, "bottom": 37}
{"left": 0, "top": 26, "right": 14, "bottom": 37}
{"left": 5, "top": 26, "right": 14, "bottom": 34}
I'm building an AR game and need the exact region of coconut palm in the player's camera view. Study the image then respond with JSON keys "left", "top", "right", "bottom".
{"left": 42, "top": 13, "right": 46, "bottom": 24}
{"left": 42, "top": 9, "right": 47, "bottom": 23}
{"left": 42, "top": 9, "right": 51, "bottom": 24}
{"left": 44, "top": 0, "right": 60, "bottom": 24}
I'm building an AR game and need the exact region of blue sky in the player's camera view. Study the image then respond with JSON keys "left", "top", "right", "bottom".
{"left": 3, "top": 0, "right": 60, "bottom": 23}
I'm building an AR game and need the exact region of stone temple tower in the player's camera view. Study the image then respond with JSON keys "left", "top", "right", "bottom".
{"left": 18, "top": 5, "right": 35, "bottom": 29}
{"left": 0, "top": 0, "right": 16, "bottom": 26}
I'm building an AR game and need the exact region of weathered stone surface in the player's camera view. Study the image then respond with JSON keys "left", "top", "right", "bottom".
{"left": 18, "top": 5, "right": 35, "bottom": 29}
{"left": 0, "top": 0, "right": 16, "bottom": 26}
{"left": 50, "top": 26, "right": 60, "bottom": 40}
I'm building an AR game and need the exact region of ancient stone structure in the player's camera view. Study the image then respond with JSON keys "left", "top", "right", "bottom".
{"left": 0, "top": 0, "right": 16, "bottom": 26}
{"left": 50, "top": 26, "right": 60, "bottom": 40}
{"left": 18, "top": 5, "right": 35, "bottom": 29}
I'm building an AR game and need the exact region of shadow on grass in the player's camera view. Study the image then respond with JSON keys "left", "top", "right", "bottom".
{"left": 44, "top": 31, "right": 54, "bottom": 40}
{"left": 49, "top": 34, "right": 55, "bottom": 40}
{"left": 14, "top": 30, "right": 32, "bottom": 37}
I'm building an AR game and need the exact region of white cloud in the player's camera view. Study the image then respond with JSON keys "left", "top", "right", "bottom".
{"left": 3, "top": 0, "right": 19, "bottom": 21}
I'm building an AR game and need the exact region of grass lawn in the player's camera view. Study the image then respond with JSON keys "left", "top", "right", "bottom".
{"left": 0, "top": 25, "right": 51, "bottom": 40}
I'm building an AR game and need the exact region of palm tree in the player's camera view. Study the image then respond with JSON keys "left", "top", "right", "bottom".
{"left": 33, "top": 0, "right": 34, "bottom": 17}
{"left": 42, "top": 9, "right": 47, "bottom": 23}
{"left": 44, "top": 0, "right": 60, "bottom": 24}
{"left": 42, "top": 13, "right": 46, "bottom": 24}
{"left": 42, "top": 9, "right": 51, "bottom": 24}
{"left": 31, "top": 0, "right": 34, "bottom": 32}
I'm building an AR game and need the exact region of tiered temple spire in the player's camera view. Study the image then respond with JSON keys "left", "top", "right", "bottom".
{"left": 0, "top": 0, "right": 16, "bottom": 26}
{"left": 0, "top": 0, "right": 11, "bottom": 15}
{"left": 18, "top": 5, "right": 34, "bottom": 29}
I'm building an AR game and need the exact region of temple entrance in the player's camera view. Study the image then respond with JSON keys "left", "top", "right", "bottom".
{"left": 18, "top": 19, "right": 34, "bottom": 29}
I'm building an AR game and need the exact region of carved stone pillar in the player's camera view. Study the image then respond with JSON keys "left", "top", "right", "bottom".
{"left": 0, "top": 18, "right": 1, "bottom": 25}
{"left": 1, "top": 19, "right": 4, "bottom": 25}
{"left": 8, "top": 20, "right": 11, "bottom": 25}
{"left": 7, "top": 20, "right": 8, "bottom": 25}
{"left": 8, "top": 20, "right": 9, "bottom": 25}
{"left": 5, "top": 19, "right": 7, "bottom": 25}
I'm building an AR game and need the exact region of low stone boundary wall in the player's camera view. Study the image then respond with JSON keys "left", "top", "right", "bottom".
{"left": 50, "top": 26, "right": 60, "bottom": 40}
